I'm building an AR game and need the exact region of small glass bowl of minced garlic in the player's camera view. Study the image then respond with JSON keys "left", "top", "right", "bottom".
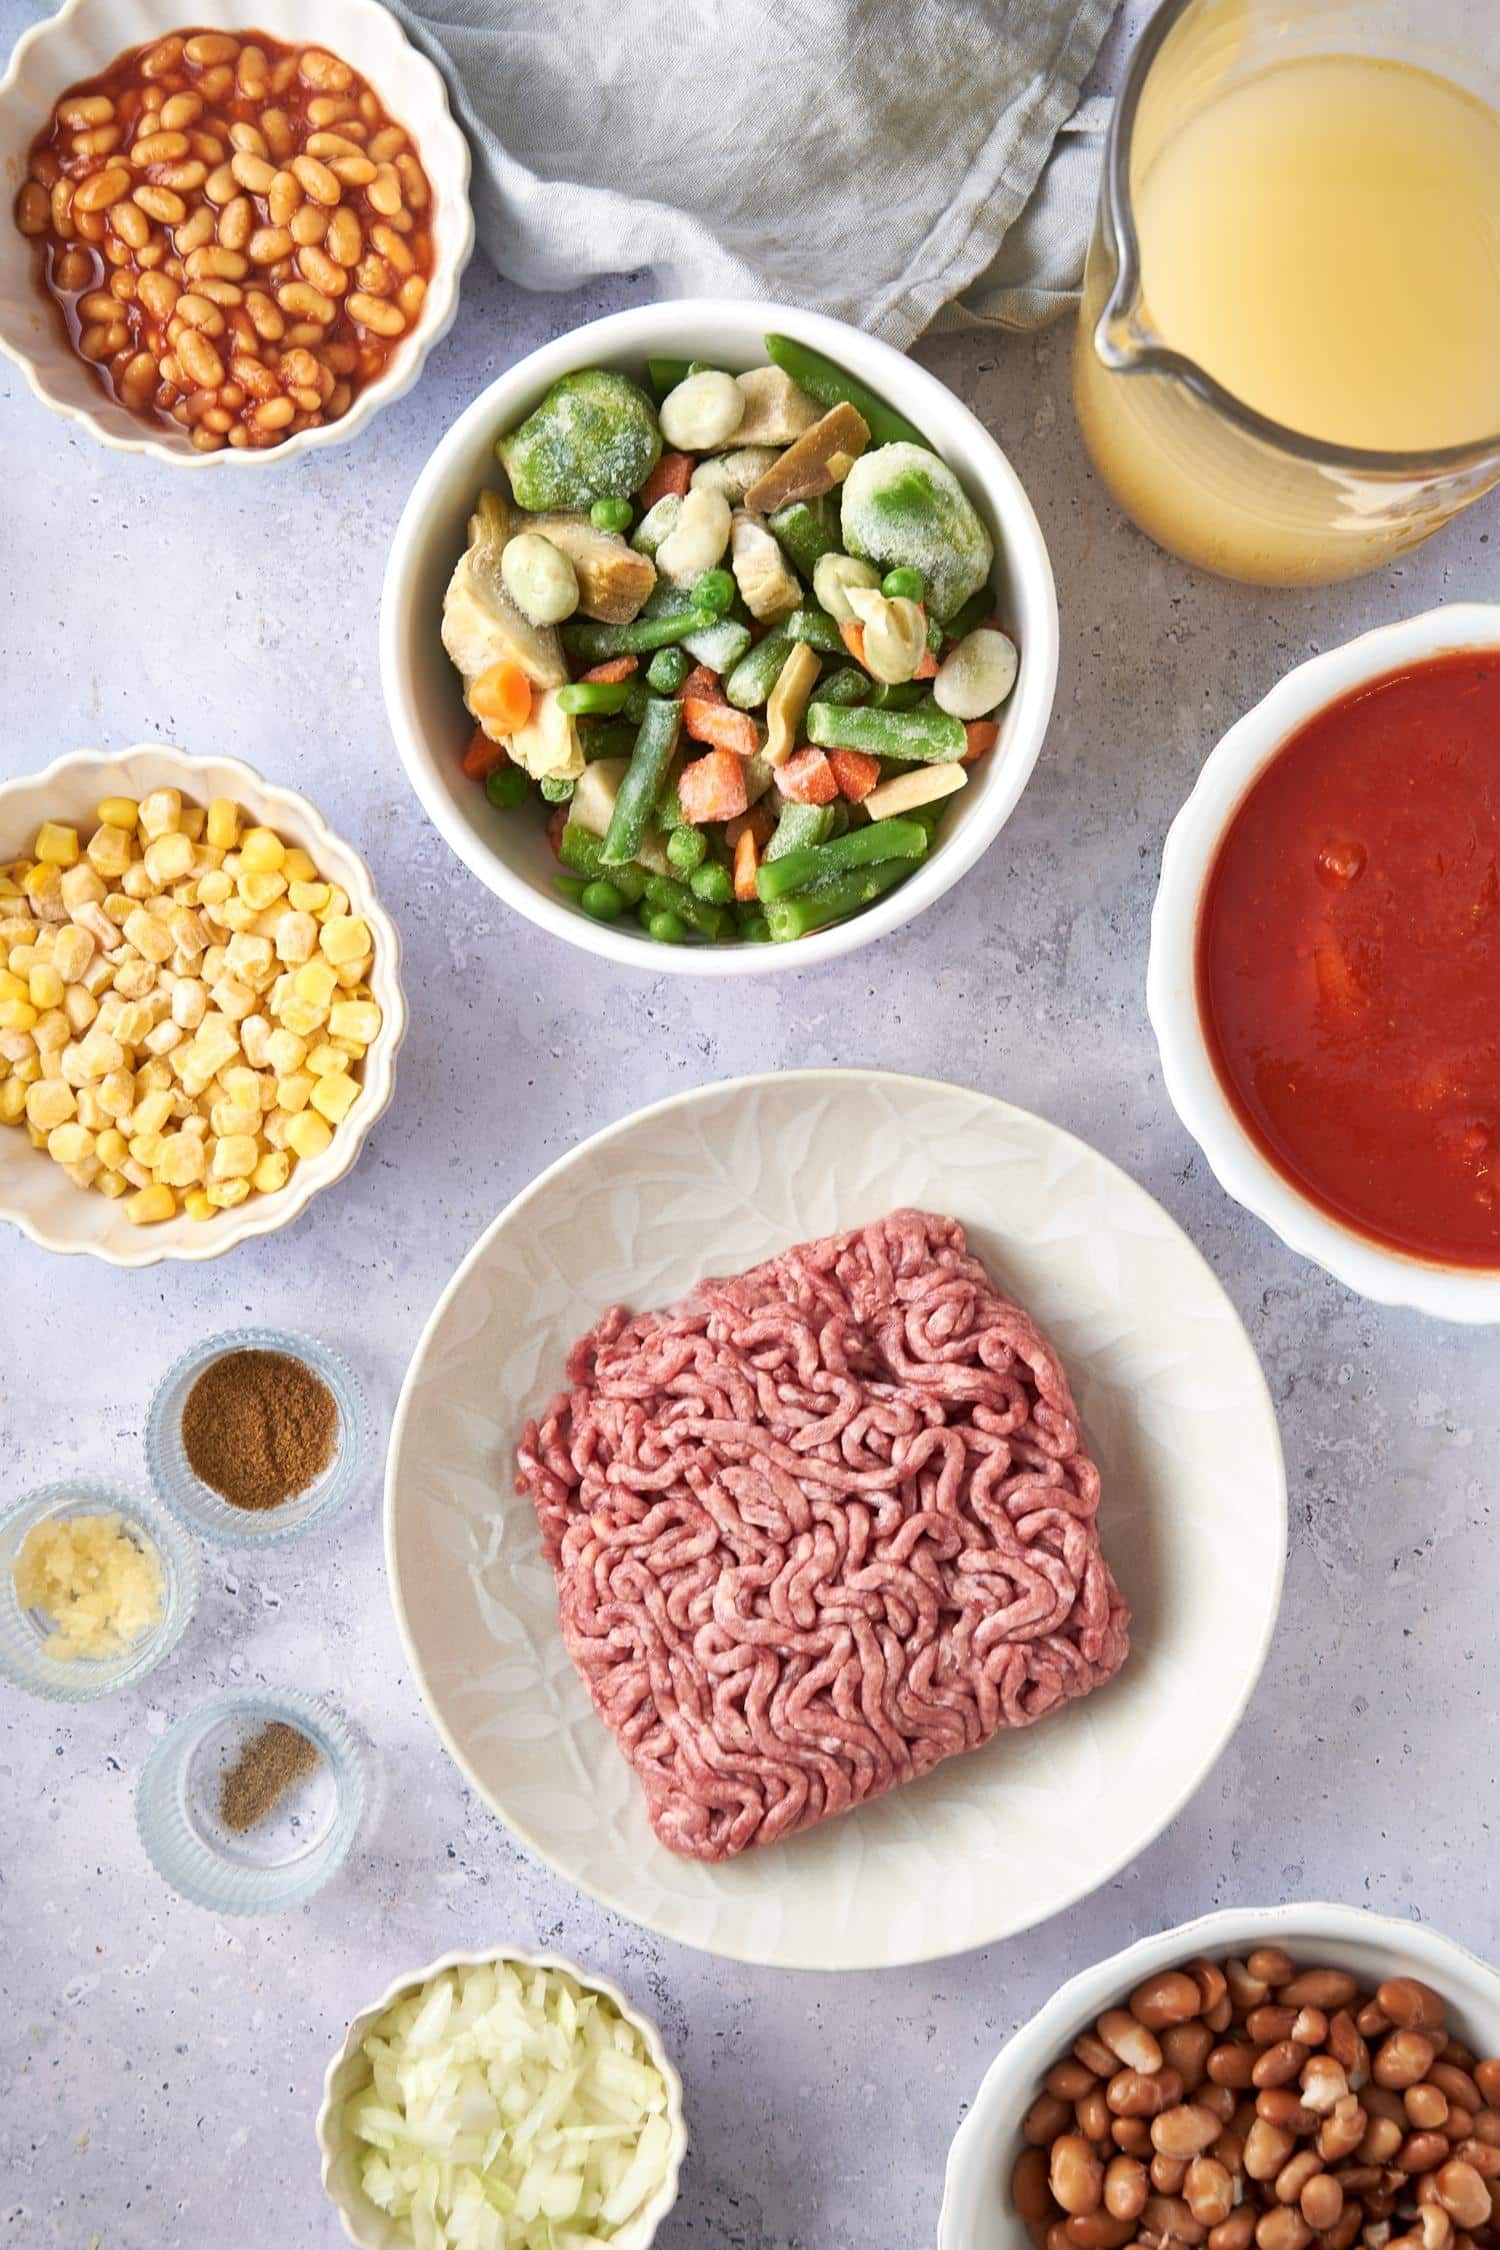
{"left": 0, "top": 1479, "right": 200, "bottom": 1701}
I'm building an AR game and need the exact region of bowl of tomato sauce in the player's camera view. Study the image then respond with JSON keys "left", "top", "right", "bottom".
{"left": 1149, "top": 604, "right": 1500, "bottom": 1321}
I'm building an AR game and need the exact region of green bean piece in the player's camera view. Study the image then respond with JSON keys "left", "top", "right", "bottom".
{"left": 563, "top": 608, "right": 715, "bottom": 660}
{"left": 666, "top": 823, "right": 707, "bottom": 874}
{"left": 939, "top": 587, "right": 993, "bottom": 644}
{"left": 557, "top": 679, "right": 632, "bottom": 716}
{"left": 764, "top": 800, "right": 836, "bottom": 860}
{"left": 580, "top": 878, "right": 625, "bottom": 921}
{"left": 556, "top": 822, "right": 648, "bottom": 903}
{"left": 866, "top": 680, "right": 926, "bottom": 710}
{"left": 648, "top": 356, "right": 693, "bottom": 399}
{"left": 785, "top": 607, "right": 846, "bottom": 656}
{"left": 622, "top": 679, "right": 655, "bottom": 723}
{"left": 645, "top": 907, "right": 687, "bottom": 943}
{"left": 827, "top": 800, "right": 852, "bottom": 839}
{"left": 693, "top": 568, "right": 736, "bottom": 616}
{"left": 766, "top": 494, "right": 840, "bottom": 580}
{"left": 690, "top": 860, "right": 733, "bottom": 905}
{"left": 804, "top": 700, "right": 966, "bottom": 762}
{"left": 646, "top": 645, "right": 692, "bottom": 693}
{"left": 882, "top": 567, "right": 925, "bottom": 603}
{"left": 580, "top": 719, "right": 638, "bottom": 762}
{"left": 763, "top": 333, "right": 929, "bottom": 450}
{"left": 764, "top": 857, "right": 914, "bottom": 940}
{"left": 755, "top": 818, "right": 929, "bottom": 902}
{"left": 724, "top": 630, "right": 794, "bottom": 711}
{"left": 644, "top": 872, "right": 729, "bottom": 941}
{"left": 601, "top": 697, "right": 682, "bottom": 865}
{"left": 814, "top": 665, "right": 873, "bottom": 708}
{"left": 590, "top": 497, "right": 633, "bottom": 532}
{"left": 539, "top": 775, "right": 574, "bottom": 803}
{"left": 484, "top": 764, "right": 529, "bottom": 808}
{"left": 735, "top": 905, "right": 772, "bottom": 943}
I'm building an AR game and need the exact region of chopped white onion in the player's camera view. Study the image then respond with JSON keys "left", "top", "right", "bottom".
{"left": 342, "top": 1961, "right": 674, "bottom": 2249}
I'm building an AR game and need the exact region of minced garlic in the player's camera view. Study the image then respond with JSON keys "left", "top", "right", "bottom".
{"left": 13, "top": 1511, "right": 163, "bottom": 1661}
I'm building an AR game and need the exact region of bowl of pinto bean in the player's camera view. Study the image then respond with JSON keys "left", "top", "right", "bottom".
{"left": 939, "top": 1904, "right": 1500, "bottom": 2250}
{"left": 0, "top": 0, "right": 472, "bottom": 463}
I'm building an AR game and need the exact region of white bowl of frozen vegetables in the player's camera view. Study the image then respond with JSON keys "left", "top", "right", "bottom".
{"left": 317, "top": 1946, "right": 686, "bottom": 2249}
{"left": 381, "top": 300, "right": 1059, "bottom": 973}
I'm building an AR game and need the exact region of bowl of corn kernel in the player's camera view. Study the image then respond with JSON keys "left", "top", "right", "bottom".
{"left": 0, "top": 743, "right": 405, "bottom": 1264}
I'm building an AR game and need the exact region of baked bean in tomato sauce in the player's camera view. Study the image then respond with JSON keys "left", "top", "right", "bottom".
{"left": 13, "top": 28, "right": 434, "bottom": 452}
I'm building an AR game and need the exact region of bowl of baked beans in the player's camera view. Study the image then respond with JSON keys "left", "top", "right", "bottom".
{"left": 0, "top": 0, "right": 473, "bottom": 462}
{"left": 939, "top": 1905, "right": 1500, "bottom": 2250}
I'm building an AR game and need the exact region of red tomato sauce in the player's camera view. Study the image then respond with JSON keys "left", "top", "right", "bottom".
{"left": 1196, "top": 652, "right": 1500, "bottom": 1268}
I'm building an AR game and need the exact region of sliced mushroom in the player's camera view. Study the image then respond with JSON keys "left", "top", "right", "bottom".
{"left": 708, "top": 365, "right": 820, "bottom": 451}
{"left": 441, "top": 489, "right": 567, "bottom": 712}
{"left": 521, "top": 509, "right": 657, "bottom": 623}
{"left": 743, "top": 403, "right": 870, "bottom": 513}
{"left": 729, "top": 509, "right": 802, "bottom": 622}
{"left": 690, "top": 446, "right": 785, "bottom": 505}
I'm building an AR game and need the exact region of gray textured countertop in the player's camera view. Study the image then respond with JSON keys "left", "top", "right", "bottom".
{"left": 4, "top": 3, "right": 1499, "bottom": 2242}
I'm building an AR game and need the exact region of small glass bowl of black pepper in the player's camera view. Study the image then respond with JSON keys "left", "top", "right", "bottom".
{"left": 145, "top": 1327, "right": 369, "bottom": 1546}
{"left": 135, "top": 1687, "right": 366, "bottom": 1915}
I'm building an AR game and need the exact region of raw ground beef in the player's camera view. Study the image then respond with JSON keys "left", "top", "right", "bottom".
{"left": 515, "top": 1209, "right": 1130, "bottom": 1863}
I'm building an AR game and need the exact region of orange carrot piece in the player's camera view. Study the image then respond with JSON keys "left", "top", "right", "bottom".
{"left": 469, "top": 659, "right": 533, "bottom": 733}
{"left": 683, "top": 697, "right": 760, "bottom": 758}
{"left": 678, "top": 749, "right": 749, "bottom": 825}
{"left": 726, "top": 802, "right": 776, "bottom": 851}
{"left": 914, "top": 647, "right": 939, "bottom": 679}
{"left": 961, "top": 720, "right": 1000, "bottom": 764}
{"left": 732, "top": 828, "right": 760, "bottom": 902}
{"left": 839, "top": 619, "right": 867, "bottom": 667}
{"left": 777, "top": 747, "right": 838, "bottom": 806}
{"left": 462, "top": 727, "right": 509, "bottom": 782}
{"left": 678, "top": 663, "right": 726, "bottom": 705}
{"left": 580, "top": 654, "right": 638, "bottom": 684}
{"left": 637, "top": 451, "right": 693, "bottom": 508}
{"left": 827, "top": 748, "right": 880, "bottom": 803}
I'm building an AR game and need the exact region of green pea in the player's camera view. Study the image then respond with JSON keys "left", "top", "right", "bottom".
{"left": 539, "top": 775, "right": 574, "bottom": 802}
{"left": 667, "top": 824, "right": 707, "bottom": 873}
{"left": 690, "top": 861, "right": 732, "bottom": 905}
{"left": 693, "top": 568, "right": 736, "bottom": 616}
{"left": 881, "top": 567, "right": 925, "bottom": 603}
{"left": 646, "top": 645, "right": 692, "bottom": 693}
{"left": 646, "top": 908, "right": 688, "bottom": 943}
{"left": 580, "top": 878, "right": 625, "bottom": 921}
{"left": 485, "top": 765, "right": 529, "bottom": 808}
{"left": 590, "top": 497, "right": 633, "bottom": 533}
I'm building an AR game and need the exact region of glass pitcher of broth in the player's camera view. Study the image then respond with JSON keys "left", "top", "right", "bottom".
{"left": 1073, "top": 0, "right": 1500, "bottom": 586}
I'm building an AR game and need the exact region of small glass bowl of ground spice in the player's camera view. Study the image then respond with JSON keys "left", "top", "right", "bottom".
{"left": 135, "top": 1687, "right": 366, "bottom": 1915}
{"left": 0, "top": 1479, "right": 200, "bottom": 1702}
{"left": 145, "top": 1328, "right": 368, "bottom": 1546}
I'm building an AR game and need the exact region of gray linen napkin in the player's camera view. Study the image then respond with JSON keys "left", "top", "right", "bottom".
{"left": 386, "top": 0, "right": 1120, "bottom": 347}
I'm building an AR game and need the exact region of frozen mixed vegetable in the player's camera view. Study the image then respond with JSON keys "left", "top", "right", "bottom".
{"left": 439, "top": 335, "right": 1020, "bottom": 947}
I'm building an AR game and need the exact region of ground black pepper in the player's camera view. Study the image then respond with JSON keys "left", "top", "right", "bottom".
{"left": 219, "top": 1721, "right": 321, "bottom": 1834}
{"left": 181, "top": 1348, "right": 337, "bottom": 1512}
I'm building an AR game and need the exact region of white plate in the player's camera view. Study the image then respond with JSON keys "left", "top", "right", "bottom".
{"left": 385, "top": 1070, "right": 1286, "bottom": 1970}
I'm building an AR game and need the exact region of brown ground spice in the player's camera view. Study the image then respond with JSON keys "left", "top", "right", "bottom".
{"left": 181, "top": 1348, "right": 338, "bottom": 1512}
{"left": 220, "top": 1720, "right": 321, "bottom": 1833}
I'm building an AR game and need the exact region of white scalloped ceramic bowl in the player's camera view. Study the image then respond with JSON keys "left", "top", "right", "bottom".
{"left": 0, "top": 743, "right": 406, "bottom": 1265}
{"left": 381, "top": 298, "right": 1060, "bottom": 975}
{"left": 0, "top": 0, "right": 473, "bottom": 467}
{"left": 939, "top": 1901, "right": 1500, "bottom": 2250}
{"left": 315, "top": 1946, "right": 687, "bottom": 2249}
{"left": 1149, "top": 604, "right": 1500, "bottom": 1324}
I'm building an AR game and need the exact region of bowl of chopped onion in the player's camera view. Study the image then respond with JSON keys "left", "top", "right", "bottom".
{"left": 316, "top": 1946, "right": 687, "bottom": 2250}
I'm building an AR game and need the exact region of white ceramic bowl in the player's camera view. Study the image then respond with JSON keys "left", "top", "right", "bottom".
{"left": 1149, "top": 603, "right": 1500, "bottom": 1323}
{"left": 381, "top": 298, "right": 1060, "bottom": 975}
{"left": 0, "top": 0, "right": 473, "bottom": 467}
{"left": 939, "top": 1900, "right": 1500, "bottom": 2250}
{"left": 0, "top": 743, "right": 406, "bottom": 1265}
{"left": 315, "top": 1945, "right": 687, "bottom": 2249}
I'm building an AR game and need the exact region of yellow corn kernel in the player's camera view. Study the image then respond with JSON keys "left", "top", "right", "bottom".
{"left": 25, "top": 1078, "right": 76, "bottom": 1130}
{"left": 271, "top": 909, "right": 318, "bottom": 965}
{"left": 0, "top": 1000, "right": 37, "bottom": 1032}
{"left": 322, "top": 884, "right": 350, "bottom": 919}
{"left": 34, "top": 1010, "right": 70, "bottom": 1054}
{"left": 205, "top": 1176, "right": 250, "bottom": 1208}
{"left": 273, "top": 995, "right": 323, "bottom": 1039}
{"left": 138, "top": 1056, "right": 174, "bottom": 1092}
{"left": 197, "top": 869, "right": 233, "bottom": 906}
{"left": 86, "top": 822, "right": 134, "bottom": 879}
{"left": 48, "top": 1120, "right": 96, "bottom": 1164}
{"left": 217, "top": 896, "right": 257, "bottom": 933}
{"left": 122, "top": 908, "right": 174, "bottom": 965}
{"left": 0, "top": 1077, "right": 26, "bottom": 1123}
{"left": 125, "top": 1182, "right": 177, "bottom": 1225}
{"left": 128, "top": 1131, "right": 164, "bottom": 1169}
{"left": 209, "top": 975, "right": 255, "bottom": 1022}
{"left": 262, "top": 1107, "right": 292, "bottom": 1149}
{"left": 261, "top": 1027, "right": 304, "bottom": 1076}
{"left": 210, "top": 1132, "right": 259, "bottom": 1180}
{"left": 237, "top": 869, "right": 287, "bottom": 911}
{"left": 291, "top": 957, "right": 338, "bottom": 1008}
{"left": 52, "top": 925, "right": 95, "bottom": 983}
{"left": 304, "top": 1042, "right": 348, "bottom": 1078}
{"left": 276, "top": 1070, "right": 314, "bottom": 1113}
{"left": 28, "top": 963, "right": 64, "bottom": 1010}
{"left": 317, "top": 913, "right": 370, "bottom": 966}
{"left": 76, "top": 1029, "right": 125, "bottom": 1080}
{"left": 137, "top": 788, "right": 182, "bottom": 840}
{"left": 252, "top": 1149, "right": 290, "bottom": 1194}
{"left": 156, "top": 1129, "right": 206, "bottom": 1188}
{"left": 210, "top": 1100, "right": 260, "bottom": 1139}
{"left": 281, "top": 847, "right": 318, "bottom": 883}
{"left": 23, "top": 863, "right": 62, "bottom": 911}
{"left": 239, "top": 826, "right": 285, "bottom": 875}
{"left": 97, "top": 796, "right": 139, "bottom": 829}
{"left": 328, "top": 998, "right": 381, "bottom": 1043}
{"left": 143, "top": 832, "right": 195, "bottom": 887}
{"left": 0, "top": 968, "right": 25, "bottom": 1004}
{"left": 95, "top": 1127, "right": 128, "bottom": 1169}
{"left": 205, "top": 798, "right": 240, "bottom": 851}
{"left": 184, "top": 1188, "right": 216, "bottom": 1221}
{"left": 180, "top": 805, "right": 206, "bottom": 842}
{"left": 287, "top": 879, "right": 331, "bottom": 914}
{"left": 97, "top": 1069, "right": 136, "bottom": 1119}
{"left": 96, "top": 1167, "right": 129, "bottom": 1199}
{"left": 285, "top": 1107, "right": 334, "bottom": 1160}
{"left": 34, "top": 822, "right": 79, "bottom": 867}
{"left": 12, "top": 1053, "right": 41, "bottom": 1086}
{"left": 131, "top": 1089, "right": 175, "bottom": 1136}
{"left": 75, "top": 1087, "right": 108, "bottom": 1131}
{"left": 310, "top": 1069, "right": 359, "bottom": 1124}
{"left": 112, "top": 1001, "right": 155, "bottom": 1049}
